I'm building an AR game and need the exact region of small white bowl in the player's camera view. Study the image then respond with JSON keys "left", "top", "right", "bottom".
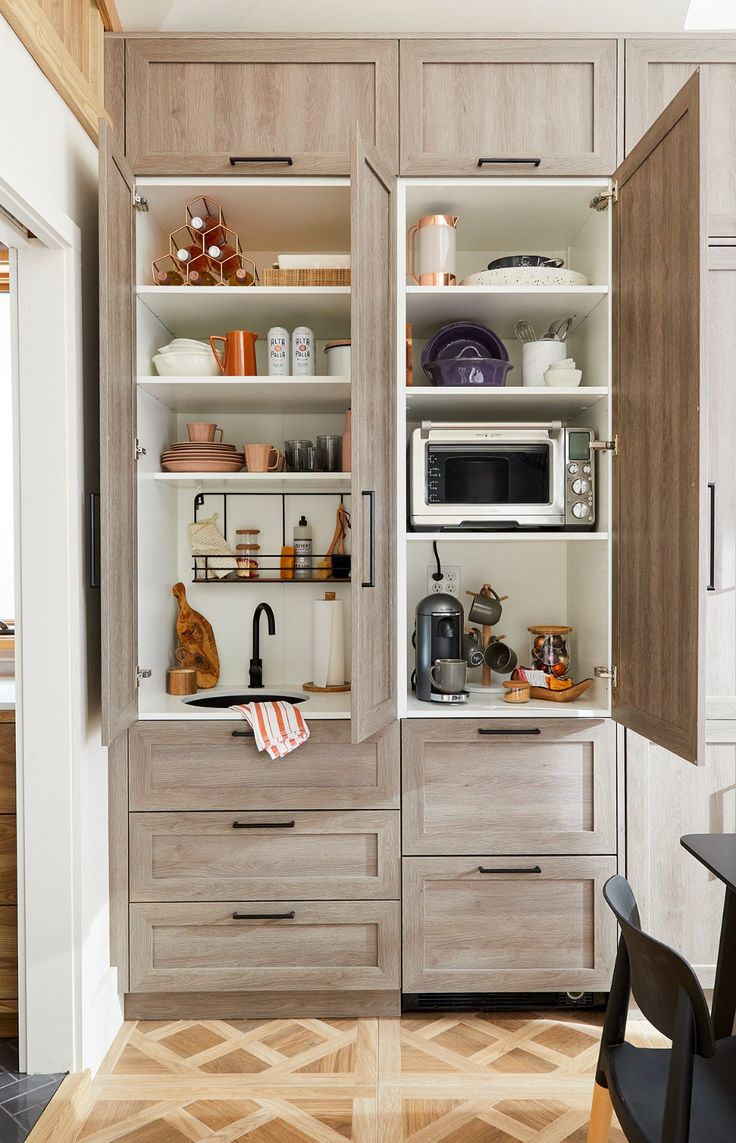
{"left": 544, "top": 367, "right": 582, "bottom": 388}
{"left": 153, "top": 353, "right": 220, "bottom": 377}
{"left": 158, "top": 339, "right": 210, "bottom": 353}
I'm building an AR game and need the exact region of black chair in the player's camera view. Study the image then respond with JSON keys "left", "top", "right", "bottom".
{"left": 588, "top": 875, "right": 736, "bottom": 1143}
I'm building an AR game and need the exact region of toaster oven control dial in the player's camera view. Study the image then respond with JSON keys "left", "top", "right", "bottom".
{"left": 571, "top": 478, "right": 590, "bottom": 495}
{"left": 567, "top": 463, "right": 579, "bottom": 475}
{"left": 571, "top": 502, "right": 590, "bottom": 519}
{"left": 583, "top": 464, "right": 591, "bottom": 475}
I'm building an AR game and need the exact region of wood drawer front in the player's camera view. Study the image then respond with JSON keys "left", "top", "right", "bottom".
{"left": 0, "top": 907, "right": 17, "bottom": 1000}
{"left": 403, "top": 856, "right": 617, "bottom": 993}
{"left": 130, "top": 810, "right": 400, "bottom": 901}
{"left": 0, "top": 724, "right": 15, "bottom": 814}
{"left": 0, "top": 819, "right": 16, "bottom": 906}
{"left": 402, "top": 719, "right": 616, "bottom": 855}
{"left": 399, "top": 39, "right": 617, "bottom": 175}
{"left": 129, "top": 720, "right": 399, "bottom": 810}
{"left": 626, "top": 38, "right": 736, "bottom": 235}
{"left": 125, "top": 38, "right": 398, "bottom": 174}
{"left": 129, "top": 901, "right": 400, "bottom": 993}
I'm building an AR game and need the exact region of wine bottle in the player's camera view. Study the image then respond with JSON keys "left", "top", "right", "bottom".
{"left": 187, "top": 196, "right": 225, "bottom": 245}
{"left": 176, "top": 244, "right": 209, "bottom": 272}
{"left": 207, "top": 242, "right": 240, "bottom": 276}
{"left": 188, "top": 268, "right": 217, "bottom": 286}
{"left": 227, "top": 266, "right": 254, "bottom": 286}
{"left": 154, "top": 268, "right": 185, "bottom": 285}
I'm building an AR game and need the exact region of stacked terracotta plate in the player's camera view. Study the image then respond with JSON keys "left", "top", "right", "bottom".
{"left": 160, "top": 441, "right": 245, "bottom": 473}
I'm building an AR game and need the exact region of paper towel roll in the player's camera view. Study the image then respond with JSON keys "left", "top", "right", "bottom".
{"left": 312, "top": 594, "right": 345, "bottom": 687}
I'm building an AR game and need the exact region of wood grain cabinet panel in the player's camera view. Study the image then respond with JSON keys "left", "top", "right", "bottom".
{"left": 402, "top": 719, "right": 616, "bottom": 856}
{"left": 0, "top": 907, "right": 17, "bottom": 1000}
{"left": 0, "top": 819, "right": 17, "bottom": 907}
{"left": 0, "top": 724, "right": 15, "bottom": 814}
{"left": 129, "top": 720, "right": 400, "bottom": 810}
{"left": 129, "top": 901, "right": 400, "bottom": 993}
{"left": 403, "top": 856, "right": 617, "bottom": 993}
{"left": 129, "top": 810, "right": 399, "bottom": 901}
{"left": 625, "top": 37, "right": 736, "bottom": 234}
{"left": 399, "top": 38, "right": 617, "bottom": 175}
{"left": 125, "top": 38, "right": 398, "bottom": 174}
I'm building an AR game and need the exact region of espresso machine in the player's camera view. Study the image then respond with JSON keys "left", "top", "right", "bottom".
{"left": 414, "top": 593, "right": 466, "bottom": 703}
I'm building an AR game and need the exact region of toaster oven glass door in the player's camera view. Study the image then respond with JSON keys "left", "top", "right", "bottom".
{"left": 426, "top": 444, "right": 551, "bottom": 505}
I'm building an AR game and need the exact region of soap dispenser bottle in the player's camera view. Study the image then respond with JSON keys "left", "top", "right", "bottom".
{"left": 293, "top": 515, "right": 312, "bottom": 579}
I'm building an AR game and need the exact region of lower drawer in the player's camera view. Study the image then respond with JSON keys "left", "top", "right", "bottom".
{"left": 130, "top": 901, "right": 400, "bottom": 993}
{"left": 129, "top": 810, "right": 400, "bottom": 901}
{"left": 403, "top": 856, "right": 617, "bottom": 994}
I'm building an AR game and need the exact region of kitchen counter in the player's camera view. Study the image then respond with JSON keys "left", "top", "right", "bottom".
{"left": 139, "top": 684, "right": 351, "bottom": 721}
{"left": 405, "top": 684, "right": 610, "bottom": 719}
{"left": 0, "top": 679, "right": 15, "bottom": 711}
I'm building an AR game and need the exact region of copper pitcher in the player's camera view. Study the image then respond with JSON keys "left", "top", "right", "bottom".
{"left": 210, "top": 330, "right": 258, "bottom": 376}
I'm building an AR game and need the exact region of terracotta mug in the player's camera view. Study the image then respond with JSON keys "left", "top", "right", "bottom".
{"left": 187, "top": 422, "right": 223, "bottom": 442}
{"left": 244, "top": 444, "right": 283, "bottom": 472}
{"left": 209, "top": 330, "right": 258, "bottom": 376}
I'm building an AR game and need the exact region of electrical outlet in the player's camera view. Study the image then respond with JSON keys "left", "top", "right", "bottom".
{"left": 427, "top": 565, "right": 461, "bottom": 596}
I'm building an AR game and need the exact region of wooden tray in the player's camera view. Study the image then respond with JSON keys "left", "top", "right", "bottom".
{"left": 528, "top": 678, "right": 594, "bottom": 702}
{"left": 261, "top": 267, "right": 351, "bottom": 287}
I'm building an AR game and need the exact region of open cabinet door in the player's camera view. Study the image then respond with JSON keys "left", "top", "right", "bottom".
{"left": 612, "top": 71, "right": 707, "bottom": 764}
{"left": 350, "top": 129, "right": 397, "bottom": 743}
{"left": 99, "top": 122, "right": 138, "bottom": 745}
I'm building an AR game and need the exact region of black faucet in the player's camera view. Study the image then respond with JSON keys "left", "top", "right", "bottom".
{"left": 249, "top": 602, "right": 276, "bottom": 688}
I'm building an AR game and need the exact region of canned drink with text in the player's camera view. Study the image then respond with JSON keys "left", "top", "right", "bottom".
{"left": 291, "top": 326, "right": 315, "bottom": 377}
{"left": 267, "top": 327, "right": 289, "bottom": 376}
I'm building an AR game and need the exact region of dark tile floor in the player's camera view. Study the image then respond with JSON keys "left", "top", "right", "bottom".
{"left": 0, "top": 1041, "right": 64, "bottom": 1141}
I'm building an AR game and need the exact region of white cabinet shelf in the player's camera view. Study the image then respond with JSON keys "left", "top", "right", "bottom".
{"left": 406, "top": 285, "right": 608, "bottom": 337}
{"left": 152, "top": 471, "right": 351, "bottom": 491}
{"left": 137, "top": 286, "right": 351, "bottom": 339}
{"left": 405, "top": 385, "right": 608, "bottom": 421}
{"left": 138, "top": 376, "right": 351, "bottom": 413}
{"left": 405, "top": 688, "right": 610, "bottom": 719}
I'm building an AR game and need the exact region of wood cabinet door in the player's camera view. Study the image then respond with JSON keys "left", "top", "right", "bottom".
{"left": 129, "top": 810, "right": 400, "bottom": 901}
{"left": 129, "top": 901, "right": 400, "bottom": 993}
{"left": 403, "top": 856, "right": 617, "bottom": 993}
{"left": 626, "top": 38, "right": 736, "bottom": 235}
{"left": 626, "top": 724, "right": 736, "bottom": 986}
{"left": 612, "top": 72, "right": 707, "bottom": 764}
{"left": 704, "top": 246, "right": 736, "bottom": 719}
{"left": 399, "top": 38, "right": 617, "bottom": 176}
{"left": 402, "top": 719, "right": 616, "bottom": 856}
{"left": 125, "top": 38, "right": 398, "bottom": 175}
{"left": 99, "top": 122, "right": 138, "bottom": 744}
{"left": 350, "top": 132, "right": 397, "bottom": 743}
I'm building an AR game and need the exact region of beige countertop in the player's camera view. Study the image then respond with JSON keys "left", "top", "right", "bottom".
{"left": 139, "top": 684, "right": 351, "bottom": 721}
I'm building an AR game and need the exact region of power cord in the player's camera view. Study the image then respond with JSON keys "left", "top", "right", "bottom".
{"left": 431, "top": 540, "right": 443, "bottom": 581}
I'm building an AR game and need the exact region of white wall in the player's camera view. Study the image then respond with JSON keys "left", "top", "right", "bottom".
{"left": 0, "top": 15, "right": 121, "bottom": 1073}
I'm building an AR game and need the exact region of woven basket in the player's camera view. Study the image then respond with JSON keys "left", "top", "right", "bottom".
{"left": 261, "top": 267, "right": 351, "bottom": 287}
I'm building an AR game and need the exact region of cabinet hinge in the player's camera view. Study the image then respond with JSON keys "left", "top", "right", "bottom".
{"left": 133, "top": 193, "right": 149, "bottom": 213}
{"left": 590, "top": 183, "right": 618, "bottom": 211}
{"left": 136, "top": 668, "right": 152, "bottom": 685}
{"left": 590, "top": 435, "right": 618, "bottom": 456}
{"left": 134, "top": 438, "right": 146, "bottom": 460}
{"left": 595, "top": 665, "right": 618, "bottom": 687}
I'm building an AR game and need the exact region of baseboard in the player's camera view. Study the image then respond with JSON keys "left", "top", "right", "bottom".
{"left": 26, "top": 1071, "right": 92, "bottom": 1143}
{"left": 83, "top": 965, "right": 124, "bottom": 1076}
{"left": 124, "top": 989, "right": 402, "bottom": 1020}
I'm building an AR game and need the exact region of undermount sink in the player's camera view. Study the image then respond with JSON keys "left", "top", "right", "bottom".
{"left": 184, "top": 692, "right": 307, "bottom": 709}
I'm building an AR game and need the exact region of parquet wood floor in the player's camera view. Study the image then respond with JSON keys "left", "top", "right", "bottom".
{"left": 67, "top": 1012, "right": 666, "bottom": 1142}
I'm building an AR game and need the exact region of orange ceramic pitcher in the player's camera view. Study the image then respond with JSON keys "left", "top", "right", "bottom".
{"left": 209, "top": 330, "right": 258, "bottom": 376}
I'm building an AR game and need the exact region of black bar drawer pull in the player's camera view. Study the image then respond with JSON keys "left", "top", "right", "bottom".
{"left": 479, "top": 865, "right": 542, "bottom": 874}
{"left": 478, "top": 157, "right": 542, "bottom": 168}
{"left": 230, "top": 155, "right": 294, "bottom": 166}
{"left": 232, "top": 820, "right": 295, "bottom": 829}
{"left": 232, "top": 910, "right": 296, "bottom": 920}
{"left": 478, "top": 727, "right": 541, "bottom": 736}
{"left": 361, "top": 490, "right": 376, "bottom": 588}
{"left": 231, "top": 729, "right": 255, "bottom": 738}
{"left": 708, "top": 482, "right": 716, "bottom": 592}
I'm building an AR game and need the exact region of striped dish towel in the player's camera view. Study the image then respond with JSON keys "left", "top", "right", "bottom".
{"left": 230, "top": 701, "right": 310, "bottom": 759}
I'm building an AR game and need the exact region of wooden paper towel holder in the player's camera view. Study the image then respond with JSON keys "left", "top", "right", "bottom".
{"left": 303, "top": 591, "right": 351, "bottom": 692}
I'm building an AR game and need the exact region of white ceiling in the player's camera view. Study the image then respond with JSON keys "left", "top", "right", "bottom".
{"left": 115, "top": 0, "right": 703, "bottom": 35}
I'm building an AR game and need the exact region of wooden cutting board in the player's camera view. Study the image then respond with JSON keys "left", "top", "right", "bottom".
{"left": 172, "top": 582, "right": 220, "bottom": 688}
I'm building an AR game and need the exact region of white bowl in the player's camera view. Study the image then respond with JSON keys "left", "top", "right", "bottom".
{"left": 153, "top": 353, "right": 220, "bottom": 377}
{"left": 157, "top": 339, "right": 210, "bottom": 354}
{"left": 544, "top": 368, "right": 583, "bottom": 388}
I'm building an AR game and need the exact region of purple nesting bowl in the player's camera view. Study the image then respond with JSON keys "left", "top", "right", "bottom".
{"left": 423, "top": 349, "right": 513, "bottom": 387}
{"left": 422, "top": 320, "right": 509, "bottom": 367}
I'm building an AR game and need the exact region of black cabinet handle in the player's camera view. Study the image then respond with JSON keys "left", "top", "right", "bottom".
{"left": 478, "top": 727, "right": 541, "bottom": 736}
{"left": 478, "top": 865, "right": 542, "bottom": 874}
{"left": 477, "top": 157, "right": 542, "bottom": 168}
{"left": 361, "top": 490, "right": 376, "bottom": 588}
{"left": 88, "top": 491, "right": 100, "bottom": 589}
{"left": 231, "top": 729, "right": 254, "bottom": 738}
{"left": 232, "top": 910, "right": 295, "bottom": 920}
{"left": 708, "top": 482, "right": 716, "bottom": 592}
{"left": 229, "top": 155, "right": 293, "bottom": 166}
{"left": 232, "top": 820, "right": 295, "bottom": 829}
